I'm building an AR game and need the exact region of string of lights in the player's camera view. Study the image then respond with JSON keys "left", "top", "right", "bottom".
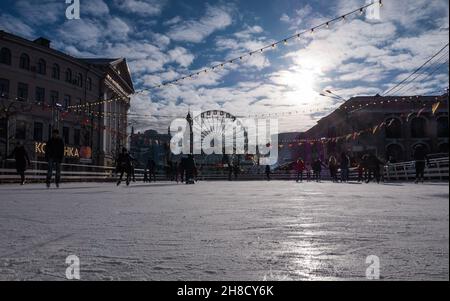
{"left": 67, "top": 1, "right": 382, "bottom": 110}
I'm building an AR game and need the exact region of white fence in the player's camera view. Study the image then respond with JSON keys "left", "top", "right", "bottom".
{"left": 0, "top": 157, "right": 448, "bottom": 183}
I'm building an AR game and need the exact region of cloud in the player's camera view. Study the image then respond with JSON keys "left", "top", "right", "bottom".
{"left": 168, "top": 47, "right": 195, "bottom": 67}
{"left": 14, "top": 0, "right": 63, "bottom": 25}
{"left": 113, "top": 0, "right": 166, "bottom": 16}
{"left": 83, "top": 0, "right": 110, "bottom": 16}
{"left": 167, "top": 4, "right": 233, "bottom": 43}
{"left": 0, "top": 14, "right": 35, "bottom": 38}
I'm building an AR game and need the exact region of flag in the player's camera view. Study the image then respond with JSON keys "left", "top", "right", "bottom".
{"left": 432, "top": 102, "right": 441, "bottom": 115}
{"left": 417, "top": 107, "right": 426, "bottom": 117}
{"left": 406, "top": 112, "right": 414, "bottom": 122}
{"left": 372, "top": 125, "right": 379, "bottom": 135}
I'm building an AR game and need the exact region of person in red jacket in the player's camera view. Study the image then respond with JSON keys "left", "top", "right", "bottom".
{"left": 295, "top": 157, "right": 306, "bottom": 183}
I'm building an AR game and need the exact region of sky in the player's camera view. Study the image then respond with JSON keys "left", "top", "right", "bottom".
{"left": 0, "top": 0, "right": 449, "bottom": 134}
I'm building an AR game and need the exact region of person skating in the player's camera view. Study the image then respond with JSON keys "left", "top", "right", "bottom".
{"left": 10, "top": 142, "right": 31, "bottom": 185}
{"left": 116, "top": 147, "right": 132, "bottom": 186}
{"left": 146, "top": 158, "right": 157, "bottom": 182}
{"left": 340, "top": 152, "right": 350, "bottom": 183}
{"left": 265, "top": 165, "right": 271, "bottom": 181}
{"left": 312, "top": 158, "right": 325, "bottom": 182}
{"left": 184, "top": 155, "right": 196, "bottom": 184}
{"left": 366, "top": 153, "right": 383, "bottom": 184}
{"left": 413, "top": 145, "right": 429, "bottom": 183}
{"left": 328, "top": 155, "right": 338, "bottom": 182}
{"left": 295, "top": 157, "right": 305, "bottom": 183}
{"left": 44, "top": 129, "right": 65, "bottom": 188}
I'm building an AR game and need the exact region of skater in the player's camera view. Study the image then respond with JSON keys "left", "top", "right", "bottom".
{"left": 295, "top": 157, "right": 305, "bottom": 182}
{"left": 312, "top": 158, "right": 324, "bottom": 182}
{"left": 146, "top": 158, "right": 157, "bottom": 182}
{"left": 179, "top": 156, "right": 186, "bottom": 183}
{"left": 265, "top": 165, "right": 271, "bottom": 181}
{"left": 328, "top": 155, "right": 338, "bottom": 182}
{"left": 116, "top": 147, "right": 132, "bottom": 186}
{"left": 44, "top": 129, "right": 65, "bottom": 188}
{"left": 184, "top": 155, "right": 196, "bottom": 184}
{"left": 340, "top": 152, "right": 350, "bottom": 183}
{"left": 10, "top": 142, "right": 30, "bottom": 185}
{"left": 366, "top": 153, "right": 382, "bottom": 184}
{"left": 413, "top": 145, "right": 429, "bottom": 183}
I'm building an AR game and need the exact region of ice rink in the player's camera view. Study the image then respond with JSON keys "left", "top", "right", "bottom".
{"left": 0, "top": 180, "right": 448, "bottom": 281}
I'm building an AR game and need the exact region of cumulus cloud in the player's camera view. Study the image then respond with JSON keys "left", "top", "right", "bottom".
{"left": 167, "top": 4, "right": 233, "bottom": 43}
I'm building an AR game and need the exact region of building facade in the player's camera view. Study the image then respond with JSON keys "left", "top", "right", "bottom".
{"left": 303, "top": 95, "right": 449, "bottom": 162}
{"left": 0, "top": 30, "right": 134, "bottom": 167}
{"left": 129, "top": 129, "right": 171, "bottom": 169}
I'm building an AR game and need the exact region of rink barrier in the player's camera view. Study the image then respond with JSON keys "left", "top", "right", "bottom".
{"left": 0, "top": 157, "right": 448, "bottom": 183}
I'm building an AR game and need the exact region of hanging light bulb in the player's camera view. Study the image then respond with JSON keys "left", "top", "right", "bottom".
{"left": 283, "top": 39, "right": 288, "bottom": 45}
{"left": 325, "top": 22, "right": 330, "bottom": 29}
{"left": 379, "top": 0, "right": 383, "bottom": 7}
{"left": 359, "top": 8, "right": 364, "bottom": 15}
{"left": 310, "top": 28, "right": 314, "bottom": 34}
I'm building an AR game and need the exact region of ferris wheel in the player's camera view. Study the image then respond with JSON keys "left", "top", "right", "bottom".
{"left": 191, "top": 110, "right": 248, "bottom": 153}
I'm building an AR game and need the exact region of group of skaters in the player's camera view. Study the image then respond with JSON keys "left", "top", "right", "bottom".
{"left": 291, "top": 152, "right": 386, "bottom": 184}
{"left": 8, "top": 129, "right": 65, "bottom": 187}
{"left": 6, "top": 137, "right": 432, "bottom": 186}
{"left": 289, "top": 145, "right": 430, "bottom": 184}
{"left": 114, "top": 148, "right": 198, "bottom": 186}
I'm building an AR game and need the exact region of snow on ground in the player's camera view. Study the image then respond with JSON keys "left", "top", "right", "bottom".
{"left": 0, "top": 180, "right": 448, "bottom": 281}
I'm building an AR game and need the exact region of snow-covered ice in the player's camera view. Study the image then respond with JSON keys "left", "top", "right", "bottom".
{"left": 0, "top": 181, "right": 448, "bottom": 281}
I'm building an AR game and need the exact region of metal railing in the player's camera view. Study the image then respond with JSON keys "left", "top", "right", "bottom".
{"left": 0, "top": 157, "right": 448, "bottom": 183}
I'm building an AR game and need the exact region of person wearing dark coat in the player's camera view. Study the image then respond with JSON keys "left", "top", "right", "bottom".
{"left": 116, "top": 147, "right": 132, "bottom": 186}
{"left": 413, "top": 145, "right": 429, "bottom": 183}
{"left": 11, "top": 142, "right": 30, "bottom": 185}
{"left": 265, "top": 165, "right": 271, "bottom": 181}
{"left": 44, "top": 129, "right": 65, "bottom": 188}
{"left": 146, "top": 158, "right": 156, "bottom": 182}
{"left": 312, "top": 159, "right": 325, "bottom": 182}
{"left": 366, "top": 153, "right": 383, "bottom": 184}
{"left": 184, "top": 155, "right": 196, "bottom": 184}
{"left": 340, "top": 152, "right": 350, "bottom": 183}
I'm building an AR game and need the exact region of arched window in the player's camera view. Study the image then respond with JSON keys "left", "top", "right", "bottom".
{"left": 65, "top": 68, "right": 72, "bottom": 82}
{"left": 411, "top": 117, "right": 427, "bottom": 138}
{"left": 439, "top": 143, "right": 449, "bottom": 154}
{"left": 37, "top": 59, "right": 46, "bottom": 75}
{"left": 0, "top": 48, "right": 11, "bottom": 65}
{"left": 437, "top": 117, "right": 449, "bottom": 138}
{"left": 385, "top": 118, "right": 402, "bottom": 139}
{"left": 52, "top": 64, "right": 60, "bottom": 79}
{"left": 77, "top": 73, "right": 83, "bottom": 87}
{"left": 19, "top": 53, "right": 30, "bottom": 70}
{"left": 386, "top": 144, "right": 404, "bottom": 162}
{"left": 87, "top": 77, "right": 92, "bottom": 90}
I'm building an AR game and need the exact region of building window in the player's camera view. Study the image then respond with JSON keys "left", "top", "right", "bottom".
{"left": 0, "top": 47, "right": 12, "bottom": 65}
{"left": 50, "top": 90, "right": 59, "bottom": 106}
{"left": 77, "top": 73, "right": 83, "bottom": 87}
{"left": 385, "top": 118, "right": 402, "bottom": 139}
{"left": 37, "top": 59, "right": 46, "bottom": 75}
{"left": 33, "top": 122, "right": 44, "bottom": 141}
{"left": 63, "top": 126, "right": 70, "bottom": 144}
{"left": 17, "top": 82, "right": 29, "bottom": 101}
{"left": 437, "top": 117, "right": 449, "bottom": 138}
{"left": 15, "top": 121, "right": 27, "bottom": 140}
{"left": 65, "top": 68, "right": 72, "bottom": 82}
{"left": 74, "top": 129, "right": 81, "bottom": 146}
{"left": 35, "top": 87, "right": 45, "bottom": 103}
{"left": 411, "top": 117, "right": 427, "bottom": 138}
{"left": 87, "top": 77, "right": 92, "bottom": 91}
{"left": 0, "top": 78, "right": 9, "bottom": 98}
{"left": 386, "top": 144, "right": 404, "bottom": 162}
{"left": 63, "top": 95, "right": 71, "bottom": 109}
{"left": 52, "top": 63, "right": 60, "bottom": 79}
{"left": 19, "top": 53, "right": 30, "bottom": 70}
